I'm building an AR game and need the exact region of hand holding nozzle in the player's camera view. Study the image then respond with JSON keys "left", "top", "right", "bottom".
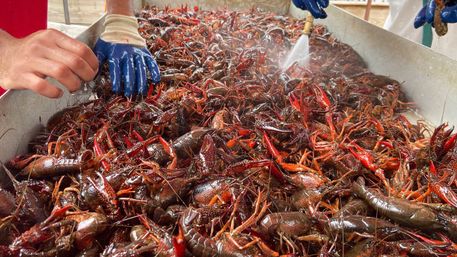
{"left": 292, "top": 0, "right": 329, "bottom": 19}
{"left": 414, "top": 0, "right": 457, "bottom": 36}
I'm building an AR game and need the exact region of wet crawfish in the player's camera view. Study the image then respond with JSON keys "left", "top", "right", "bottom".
{"left": 5, "top": 4, "right": 457, "bottom": 257}
{"left": 352, "top": 177, "right": 457, "bottom": 240}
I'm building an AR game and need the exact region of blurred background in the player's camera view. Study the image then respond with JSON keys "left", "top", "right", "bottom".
{"left": 48, "top": 0, "right": 390, "bottom": 35}
{"left": 48, "top": 0, "right": 389, "bottom": 26}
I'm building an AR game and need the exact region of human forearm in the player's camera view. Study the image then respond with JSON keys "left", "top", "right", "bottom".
{"left": 0, "top": 29, "right": 14, "bottom": 44}
{"left": 0, "top": 30, "right": 15, "bottom": 81}
{"left": 106, "top": 0, "right": 134, "bottom": 16}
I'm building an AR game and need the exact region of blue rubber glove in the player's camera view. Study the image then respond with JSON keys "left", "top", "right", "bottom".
{"left": 414, "top": 1, "right": 437, "bottom": 29}
{"left": 441, "top": 4, "right": 457, "bottom": 23}
{"left": 94, "top": 39, "right": 160, "bottom": 96}
{"left": 94, "top": 14, "right": 160, "bottom": 97}
{"left": 292, "top": 0, "right": 329, "bottom": 19}
{"left": 415, "top": 1, "right": 457, "bottom": 28}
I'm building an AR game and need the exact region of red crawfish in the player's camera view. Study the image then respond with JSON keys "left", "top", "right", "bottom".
{"left": 426, "top": 161, "right": 457, "bottom": 209}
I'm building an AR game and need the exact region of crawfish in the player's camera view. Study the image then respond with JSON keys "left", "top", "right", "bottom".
{"left": 76, "top": 245, "right": 100, "bottom": 257}
{"left": 20, "top": 156, "right": 88, "bottom": 178}
{"left": 147, "top": 176, "right": 199, "bottom": 212}
{"left": 352, "top": 177, "right": 457, "bottom": 238}
{"left": 286, "top": 172, "right": 327, "bottom": 189}
{"left": 154, "top": 205, "right": 187, "bottom": 225}
{"left": 326, "top": 215, "right": 401, "bottom": 239}
{"left": 195, "top": 134, "right": 218, "bottom": 175}
{"left": 258, "top": 212, "right": 311, "bottom": 239}
{"left": 80, "top": 172, "right": 124, "bottom": 220}
{"left": 101, "top": 242, "right": 156, "bottom": 257}
{"left": 146, "top": 144, "right": 172, "bottom": 165}
{"left": 16, "top": 234, "right": 75, "bottom": 257}
{"left": 389, "top": 240, "right": 455, "bottom": 257}
{"left": 0, "top": 216, "right": 14, "bottom": 245}
{"left": 80, "top": 169, "right": 128, "bottom": 209}
{"left": 191, "top": 178, "right": 235, "bottom": 205}
{"left": 179, "top": 207, "right": 262, "bottom": 257}
{"left": 292, "top": 188, "right": 325, "bottom": 210}
{"left": 335, "top": 199, "right": 370, "bottom": 217}
{"left": 65, "top": 212, "right": 108, "bottom": 250}
{"left": 110, "top": 216, "right": 176, "bottom": 257}
{"left": 172, "top": 128, "right": 213, "bottom": 159}
{"left": 427, "top": 161, "right": 457, "bottom": 209}
{"left": 10, "top": 207, "right": 76, "bottom": 254}
{"left": 3, "top": 165, "right": 49, "bottom": 226}
{"left": 344, "top": 239, "right": 374, "bottom": 257}
{"left": 429, "top": 123, "right": 456, "bottom": 161}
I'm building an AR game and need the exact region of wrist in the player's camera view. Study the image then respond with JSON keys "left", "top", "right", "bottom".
{"left": 100, "top": 14, "right": 146, "bottom": 47}
{"left": 106, "top": 0, "right": 134, "bottom": 16}
{"left": 0, "top": 29, "right": 14, "bottom": 43}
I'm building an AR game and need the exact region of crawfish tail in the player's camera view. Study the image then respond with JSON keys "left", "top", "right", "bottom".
{"left": 258, "top": 212, "right": 311, "bottom": 238}
{"left": 180, "top": 208, "right": 246, "bottom": 257}
{"left": 335, "top": 199, "right": 370, "bottom": 217}
{"left": 179, "top": 208, "right": 220, "bottom": 257}
{"left": 328, "top": 215, "right": 401, "bottom": 239}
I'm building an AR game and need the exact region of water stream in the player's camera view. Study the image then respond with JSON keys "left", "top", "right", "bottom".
{"left": 282, "top": 35, "right": 310, "bottom": 71}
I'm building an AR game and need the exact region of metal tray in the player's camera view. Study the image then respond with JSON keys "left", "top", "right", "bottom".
{"left": 1, "top": 4, "right": 456, "bottom": 164}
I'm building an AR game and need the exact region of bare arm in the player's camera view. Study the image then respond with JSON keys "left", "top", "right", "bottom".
{"left": 106, "top": 0, "right": 135, "bottom": 16}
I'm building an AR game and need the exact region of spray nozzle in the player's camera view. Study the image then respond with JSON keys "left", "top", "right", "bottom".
{"left": 303, "top": 14, "right": 314, "bottom": 36}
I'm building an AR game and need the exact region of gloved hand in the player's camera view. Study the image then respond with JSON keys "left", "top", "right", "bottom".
{"left": 94, "top": 14, "right": 160, "bottom": 97}
{"left": 292, "top": 0, "right": 329, "bottom": 19}
{"left": 414, "top": 1, "right": 457, "bottom": 29}
{"left": 441, "top": 3, "right": 457, "bottom": 23}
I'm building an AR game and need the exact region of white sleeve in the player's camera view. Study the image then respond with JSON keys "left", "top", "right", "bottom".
{"left": 100, "top": 14, "right": 146, "bottom": 47}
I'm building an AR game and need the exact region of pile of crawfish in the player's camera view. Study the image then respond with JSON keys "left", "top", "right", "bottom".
{"left": 2, "top": 5, "right": 457, "bottom": 257}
